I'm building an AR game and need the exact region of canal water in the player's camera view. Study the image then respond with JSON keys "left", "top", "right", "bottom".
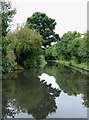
{"left": 2, "top": 62, "right": 89, "bottom": 119}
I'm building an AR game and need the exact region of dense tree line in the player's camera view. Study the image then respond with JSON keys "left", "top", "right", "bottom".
{"left": 45, "top": 31, "right": 89, "bottom": 65}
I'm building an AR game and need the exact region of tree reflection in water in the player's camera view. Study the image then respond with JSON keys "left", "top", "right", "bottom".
{"left": 2, "top": 68, "right": 61, "bottom": 119}
{"left": 44, "top": 62, "right": 89, "bottom": 108}
{"left": 2, "top": 62, "right": 89, "bottom": 119}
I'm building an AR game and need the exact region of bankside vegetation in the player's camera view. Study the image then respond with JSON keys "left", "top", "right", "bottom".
{"left": 1, "top": 0, "right": 89, "bottom": 74}
{"left": 1, "top": 1, "right": 44, "bottom": 73}
{"left": 3, "top": 26, "right": 43, "bottom": 73}
{"left": 45, "top": 31, "right": 89, "bottom": 69}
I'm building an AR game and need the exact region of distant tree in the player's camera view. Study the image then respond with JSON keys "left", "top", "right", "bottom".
{"left": 26, "top": 12, "right": 60, "bottom": 47}
{"left": 0, "top": 0, "right": 16, "bottom": 37}
{"left": 56, "top": 31, "right": 82, "bottom": 60}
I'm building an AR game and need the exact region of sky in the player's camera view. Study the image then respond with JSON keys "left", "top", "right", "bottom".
{"left": 8, "top": 0, "right": 87, "bottom": 37}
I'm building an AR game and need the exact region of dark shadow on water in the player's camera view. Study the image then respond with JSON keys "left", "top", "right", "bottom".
{"left": 2, "top": 68, "right": 61, "bottom": 119}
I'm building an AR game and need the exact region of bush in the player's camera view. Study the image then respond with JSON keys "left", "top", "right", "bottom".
{"left": 14, "top": 26, "right": 43, "bottom": 68}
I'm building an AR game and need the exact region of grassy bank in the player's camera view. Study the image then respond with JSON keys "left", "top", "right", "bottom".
{"left": 56, "top": 60, "right": 88, "bottom": 68}
{"left": 48, "top": 60, "right": 89, "bottom": 74}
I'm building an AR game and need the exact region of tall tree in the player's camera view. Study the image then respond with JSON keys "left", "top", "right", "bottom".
{"left": 0, "top": 0, "right": 16, "bottom": 37}
{"left": 26, "top": 12, "right": 60, "bottom": 47}
{"left": 0, "top": 0, "right": 16, "bottom": 73}
{"left": 1, "top": 0, "right": 16, "bottom": 57}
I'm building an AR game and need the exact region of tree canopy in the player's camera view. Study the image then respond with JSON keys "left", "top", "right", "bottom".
{"left": 10, "top": 26, "right": 43, "bottom": 68}
{"left": 0, "top": 0, "right": 16, "bottom": 37}
{"left": 45, "top": 31, "right": 89, "bottom": 64}
{"left": 26, "top": 12, "right": 60, "bottom": 47}
{"left": 1, "top": 0, "right": 16, "bottom": 73}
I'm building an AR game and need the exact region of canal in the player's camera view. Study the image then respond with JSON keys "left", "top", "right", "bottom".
{"left": 2, "top": 62, "right": 89, "bottom": 119}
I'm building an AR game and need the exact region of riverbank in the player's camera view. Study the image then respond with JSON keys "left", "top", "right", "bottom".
{"left": 57, "top": 60, "right": 89, "bottom": 73}
{"left": 48, "top": 60, "right": 89, "bottom": 74}
{"left": 2, "top": 58, "right": 47, "bottom": 80}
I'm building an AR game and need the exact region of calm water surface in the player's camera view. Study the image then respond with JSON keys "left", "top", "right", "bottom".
{"left": 2, "top": 62, "right": 89, "bottom": 119}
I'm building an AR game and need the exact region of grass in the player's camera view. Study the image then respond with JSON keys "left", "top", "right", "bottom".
{"left": 73, "top": 62, "right": 88, "bottom": 69}
{"left": 54, "top": 60, "right": 89, "bottom": 75}
{"left": 55, "top": 60, "right": 88, "bottom": 68}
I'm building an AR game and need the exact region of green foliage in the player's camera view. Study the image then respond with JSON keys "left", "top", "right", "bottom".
{"left": 36, "top": 55, "right": 47, "bottom": 67}
{"left": 45, "top": 31, "right": 88, "bottom": 66}
{"left": 2, "top": 56, "right": 17, "bottom": 74}
{"left": 2, "top": 33, "right": 18, "bottom": 73}
{"left": 26, "top": 12, "right": 60, "bottom": 47}
{"left": 0, "top": 0, "right": 16, "bottom": 37}
{"left": 14, "top": 26, "right": 43, "bottom": 68}
{"left": 1, "top": 0, "right": 17, "bottom": 73}
{"left": 2, "top": 32, "right": 16, "bottom": 58}
{"left": 56, "top": 31, "right": 82, "bottom": 60}
{"left": 45, "top": 45, "right": 57, "bottom": 60}
{"left": 67, "top": 33, "right": 89, "bottom": 63}
{"left": 2, "top": 25, "right": 43, "bottom": 73}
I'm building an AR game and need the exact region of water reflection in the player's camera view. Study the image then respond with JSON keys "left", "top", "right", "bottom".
{"left": 43, "top": 63, "right": 89, "bottom": 107}
{"left": 38, "top": 73, "right": 60, "bottom": 89}
{"left": 2, "top": 62, "right": 89, "bottom": 119}
{"left": 2, "top": 68, "right": 61, "bottom": 119}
